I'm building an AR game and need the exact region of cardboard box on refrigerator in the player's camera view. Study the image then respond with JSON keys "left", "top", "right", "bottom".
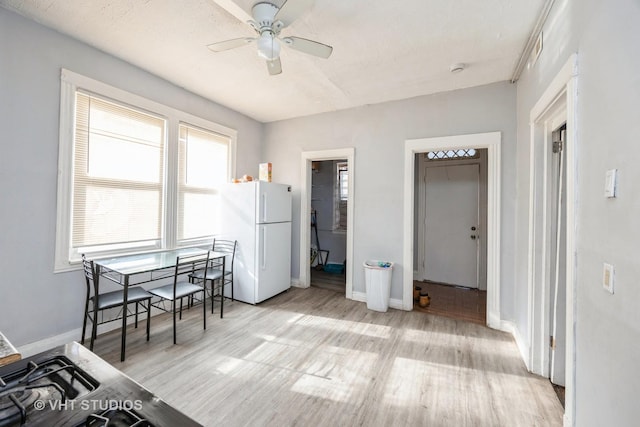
{"left": 259, "top": 162, "right": 272, "bottom": 182}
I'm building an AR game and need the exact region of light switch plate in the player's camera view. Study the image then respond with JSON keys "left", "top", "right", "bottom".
{"left": 603, "top": 263, "right": 614, "bottom": 294}
{"left": 605, "top": 169, "right": 617, "bottom": 198}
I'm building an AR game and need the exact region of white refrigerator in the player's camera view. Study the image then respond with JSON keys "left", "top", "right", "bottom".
{"left": 219, "top": 181, "right": 292, "bottom": 304}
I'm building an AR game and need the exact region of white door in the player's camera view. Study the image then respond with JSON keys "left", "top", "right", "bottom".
{"left": 424, "top": 164, "right": 479, "bottom": 288}
{"left": 549, "top": 127, "right": 567, "bottom": 386}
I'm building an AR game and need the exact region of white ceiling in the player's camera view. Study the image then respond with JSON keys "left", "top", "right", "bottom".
{"left": 1, "top": 0, "right": 544, "bottom": 123}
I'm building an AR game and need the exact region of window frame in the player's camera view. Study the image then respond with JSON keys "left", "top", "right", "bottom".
{"left": 54, "top": 69, "right": 236, "bottom": 272}
{"left": 333, "top": 161, "right": 348, "bottom": 233}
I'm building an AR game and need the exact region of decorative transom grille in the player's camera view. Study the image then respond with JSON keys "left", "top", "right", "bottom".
{"left": 426, "top": 148, "right": 478, "bottom": 161}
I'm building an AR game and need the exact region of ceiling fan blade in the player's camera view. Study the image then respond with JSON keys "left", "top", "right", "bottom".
{"left": 282, "top": 36, "right": 332, "bottom": 59}
{"left": 267, "top": 58, "right": 282, "bottom": 75}
{"left": 210, "top": 0, "right": 253, "bottom": 23}
{"left": 275, "top": 0, "right": 314, "bottom": 27}
{"left": 207, "top": 37, "right": 255, "bottom": 52}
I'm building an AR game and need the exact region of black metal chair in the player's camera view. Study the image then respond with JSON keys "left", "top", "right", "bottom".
{"left": 148, "top": 252, "right": 212, "bottom": 344}
{"left": 189, "top": 239, "right": 237, "bottom": 317}
{"left": 81, "top": 254, "right": 152, "bottom": 351}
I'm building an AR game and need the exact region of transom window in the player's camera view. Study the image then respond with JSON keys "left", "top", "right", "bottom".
{"left": 54, "top": 70, "right": 236, "bottom": 271}
{"left": 426, "top": 148, "right": 478, "bottom": 161}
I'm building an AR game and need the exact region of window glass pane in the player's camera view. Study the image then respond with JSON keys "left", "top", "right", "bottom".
{"left": 77, "top": 186, "right": 161, "bottom": 246}
{"left": 425, "top": 148, "right": 479, "bottom": 161}
{"left": 181, "top": 193, "right": 220, "bottom": 240}
{"left": 178, "top": 123, "right": 230, "bottom": 241}
{"left": 88, "top": 134, "right": 161, "bottom": 182}
{"left": 72, "top": 92, "right": 165, "bottom": 250}
{"left": 185, "top": 134, "right": 228, "bottom": 187}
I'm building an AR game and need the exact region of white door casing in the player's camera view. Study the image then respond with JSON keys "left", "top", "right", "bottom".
{"left": 299, "top": 148, "right": 355, "bottom": 299}
{"left": 403, "top": 132, "right": 501, "bottom": 328}
{"left": 423, "top": 164, "right": 480, "bottom": 288}
{"left": 527, "top": 53, "right": 577, "bottom": 426}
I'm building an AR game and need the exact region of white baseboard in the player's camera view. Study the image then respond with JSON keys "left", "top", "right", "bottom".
{"left": 291, "top": 278, "right": 308, "bottom": 288}
{"left": 498, "top": 320, "right": 530, "bottom": 371}
{"left": 351, "top": 291, "right": 403, "bottom": 311}
{"left": 18, "top": 308, "right": 163, "bottom": 358}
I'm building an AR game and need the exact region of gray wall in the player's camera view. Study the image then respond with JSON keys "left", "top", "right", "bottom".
{"left": 0, "top": 8, "right": 262, "bottom": 347}
{"left": 262, "top": 82, "right": 517, "bottom": 311}
{"left": 514, "top": 0, "right": 640, "bottom": 424}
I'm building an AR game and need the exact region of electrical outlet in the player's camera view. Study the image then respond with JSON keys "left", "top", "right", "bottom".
{"left": 603, "top": 263, "right": 615, "bottom": 294}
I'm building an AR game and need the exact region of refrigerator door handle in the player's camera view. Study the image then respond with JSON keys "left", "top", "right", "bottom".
{"left": 260, "top": 226, "right": 267, "bottom": 270}
{"left": 261, "top": 193, "right": 267, "bottom": 223}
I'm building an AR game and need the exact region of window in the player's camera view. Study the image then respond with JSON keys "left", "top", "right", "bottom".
{"left": 72, "top": 93, "right": 165, "bottom": 251}
{"left": 177, "top": 124, "right": 229, "bottom": 242}
{"left": 333, "top": 161, "right": 348, "bottom": 231}
{"left": 55, "top": 70, "right": 236, "bottom": 271}
{"left": 426, "top": 148, "right": 479, "bottom": 161}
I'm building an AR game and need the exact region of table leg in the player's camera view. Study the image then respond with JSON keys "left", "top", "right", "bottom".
{"left": 121, "top": 274, "right": 129, "bottom": 362}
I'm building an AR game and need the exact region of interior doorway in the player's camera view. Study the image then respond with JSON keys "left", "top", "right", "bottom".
{"left": 402, "top": 132, "right": 501, "bottom": 329}
{"left": 299, "top": 149, "right": 355, "bottom": 300}
{"left": 527, "top": 54, "right": 578, "bottom": 425}
{"left": 414, "top": 149, "right": 488, "bottom": 324}
{"left": 309, "top": 159, "right": 348, "bottom": 293}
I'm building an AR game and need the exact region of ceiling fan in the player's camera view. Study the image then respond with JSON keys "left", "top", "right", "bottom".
{"left": 208, "top": 0, "right": 333, "bottom": 75}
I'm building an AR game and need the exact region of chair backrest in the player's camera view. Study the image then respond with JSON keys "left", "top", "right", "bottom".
{"left": 212, "top": 239, "right": 237, "bottom": 270}
{"left": 174, "top": 251, "right": 212, "bottom": 288}
{"left": 81, "top": 254, "right": 98, "bottom": 298}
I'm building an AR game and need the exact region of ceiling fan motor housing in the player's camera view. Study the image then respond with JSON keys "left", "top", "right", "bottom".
{"left": 252, "top": 2, "right": 280, "bottom": 30}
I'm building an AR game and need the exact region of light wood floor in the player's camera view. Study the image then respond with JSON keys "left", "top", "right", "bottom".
{"left": 310, "top": 268, "right": 346, "bottom": 293}
{"left": 413, "top": 281, "right": 487, "bottom": 325}
{"left": 92, "top": 287, "right": 563, "bottom": 427}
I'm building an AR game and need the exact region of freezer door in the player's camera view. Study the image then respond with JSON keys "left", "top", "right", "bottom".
{"left": 255, "top": 222, "right": 291, "bottom": 303}
{"left": 256, "top": 182, "right": 292, "bottom": 224}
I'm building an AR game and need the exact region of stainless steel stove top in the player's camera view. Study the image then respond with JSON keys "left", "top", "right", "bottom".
{"left": 0, "top": 342, "right": 201, "bottom": 427}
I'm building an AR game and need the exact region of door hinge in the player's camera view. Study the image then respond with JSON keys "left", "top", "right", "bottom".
{"left": 550, "top": 335, "right": 556, "bottom": 350}
{"left": 552, "top": 140, "right": 563, "bottom": 153}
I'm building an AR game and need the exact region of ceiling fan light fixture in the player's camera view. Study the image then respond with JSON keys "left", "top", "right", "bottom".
{"left": 257, "top": 32, "right": 281, "bottom": 60}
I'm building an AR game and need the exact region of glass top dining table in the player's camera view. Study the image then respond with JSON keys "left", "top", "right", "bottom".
{"left": 93, "top": 247, "right": 227, "bottom": 361}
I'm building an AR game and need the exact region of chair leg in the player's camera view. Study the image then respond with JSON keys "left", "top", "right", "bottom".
{"left": 90, "top": 307, "right": 98, "bottom": 351}
{"left": 210, "top": 280, "right": 215, "bottom": 314}
{"left": 146, "top": 299, "right": 151, "bottom": 342}
{"left": 179, "top": 297, "right": 183, "bottom": 320}
{"left": 220, "top": 281, "right": 224, "bottom": 319}
{"left": 203, "top": 289, "right": 207, "bottom": 330}
{"left": 134, "top": 302, "right": 139, "bottom": 328}
{"left": 172, "top": 300, "right": 177, "bottom": 345}
{"left": 81, "top": 299, "right": 89, "bottom": 345}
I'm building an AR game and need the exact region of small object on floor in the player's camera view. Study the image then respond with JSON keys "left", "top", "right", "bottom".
{"left": 413, "top": 286, "right": 422, "bottom": 301}
{"left": 419, "top": 291, "right": 431, "bottom": 307}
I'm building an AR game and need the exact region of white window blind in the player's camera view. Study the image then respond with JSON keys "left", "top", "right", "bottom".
{"left": 177, "top": 123, "right": 230, "bottom": 242}
{"left": 72, "top": 92, "right": 165, "bottom": 250}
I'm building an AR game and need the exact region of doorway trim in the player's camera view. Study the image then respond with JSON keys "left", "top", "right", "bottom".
{"left": 403, "top": 132, "right": 501, "bottom": 328}
{"left": 528, "top": 53, "right": 577, "bottom": 427}
{"left": 300, "top": 148, "right": 355, "bottom": 299}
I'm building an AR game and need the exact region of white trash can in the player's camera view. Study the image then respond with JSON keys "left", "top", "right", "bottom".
{"left": 363, "top": 260, "right": 394, "bottom": 312}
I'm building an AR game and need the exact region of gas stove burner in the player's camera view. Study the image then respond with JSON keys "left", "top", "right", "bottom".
{"left": 81, "top": 407, "right": 154, "bottom": 427}
{"left": 0, "top": 356, "right": 99, "bottom": 426}
{"left": 0, "top": 389, "right": 40, "bottom": 426}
